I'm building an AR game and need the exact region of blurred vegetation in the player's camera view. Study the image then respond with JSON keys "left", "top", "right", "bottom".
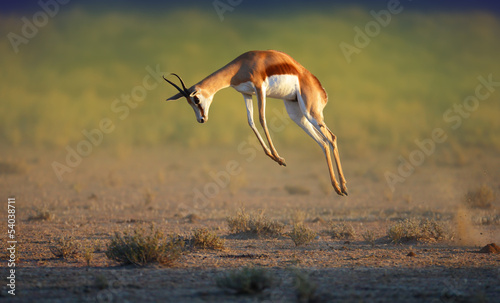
{"left": 0, "top": 7, "right": 499, "bottom": 154}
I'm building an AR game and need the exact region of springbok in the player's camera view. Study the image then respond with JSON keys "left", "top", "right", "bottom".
{"left": 163, "top": 50, "right": 348, "bottom": 196}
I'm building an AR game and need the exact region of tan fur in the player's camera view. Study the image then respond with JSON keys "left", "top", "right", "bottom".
{"left": 197, "top": 50, "right": 327, "bottom": 103}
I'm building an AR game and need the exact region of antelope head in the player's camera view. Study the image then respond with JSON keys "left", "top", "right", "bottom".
{"left": 163, "top": 73, "right": 213, "bottom": 123}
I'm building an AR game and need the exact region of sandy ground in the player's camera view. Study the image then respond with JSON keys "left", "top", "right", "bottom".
{"left": 1, "top": 145, "right": 499, "bottom": 302}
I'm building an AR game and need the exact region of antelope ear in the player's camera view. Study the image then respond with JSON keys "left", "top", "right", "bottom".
{"left": 166, "top": 92, "right": 185, "bottom": 101}
{"left": 189, "top": 90, "right": 199, "bottom": 97}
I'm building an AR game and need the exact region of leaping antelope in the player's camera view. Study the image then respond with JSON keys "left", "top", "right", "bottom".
{"left": 163, "top": 50, "right": 348, "bottom": 196}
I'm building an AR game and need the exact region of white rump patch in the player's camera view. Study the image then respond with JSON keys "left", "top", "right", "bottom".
{"left": 232, "top": 75, "right": 299, "bottom": 101}
{"left": 265, "top": 75, "right": 299, "bottom": 100}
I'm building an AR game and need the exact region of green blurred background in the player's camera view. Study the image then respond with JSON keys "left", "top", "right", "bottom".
{"left": 1, "top": 1, "right": 499, "bottom": 156}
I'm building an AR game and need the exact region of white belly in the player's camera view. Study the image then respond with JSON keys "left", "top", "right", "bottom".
{"left": 232, "top": 75, "right": 299, "bottom": 100}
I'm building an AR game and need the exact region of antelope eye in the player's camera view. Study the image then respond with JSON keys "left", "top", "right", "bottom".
{"left": 193, "top": 96, "right": 200, "bottom": 105}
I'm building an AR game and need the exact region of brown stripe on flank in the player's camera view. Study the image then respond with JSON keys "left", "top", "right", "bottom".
{"left": 264, "top": 63, "right": 299, "bottom": 77}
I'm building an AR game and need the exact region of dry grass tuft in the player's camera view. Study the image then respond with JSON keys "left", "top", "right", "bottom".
{"left": 328, "top": 222, "right": 356, "bottom": 240}
{"left": 49, "top": 236, "right": 79, "bottom": 259}
{"left": 191, "top": 228, "right": 225, "bottom": 250}
{"left": 144, "top": 188, "right": 155, "bottom": 206}
{"left": 216, "top": 266, "right": 277, "bottom": 294}
{"left": 289, "top": 223, "right": 317, "bottom": 246}
{"left": 387, "top": 218, "right": 449, "bottom": 244}
{"left": 464, "top": 184, "right": 496, "bottom": 209}
{"left": 227, "top": 209, "right": 284, "bottom": 238}
{"left": 105, "top": 225, "right": 184, "bottom": 266}
{"left": 28, "top": 207, "right": 55, "bottom": 221}
{"left": 362, "top": 230, "right": 376, "bottom": 246}
{"left": 82, "top": 243, "right": 94, "bottom": 266}
{"left": 185, "top": 213, "right": 201, "bottom": 223}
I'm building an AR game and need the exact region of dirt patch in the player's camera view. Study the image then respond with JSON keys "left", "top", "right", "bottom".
{"left": 1, "top": 146, "right": 499, "bottom": 302}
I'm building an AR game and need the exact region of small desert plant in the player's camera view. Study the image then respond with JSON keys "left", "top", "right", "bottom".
{"left": 105, "top": 225, "right": 184, "bottom": 266}
{"left": 216, "top": 266, "right": 277, "bottom": 294}
{"left": 28, "top": 207, "right": 54, "bottom": 221}
{"left": 328, "top": 221, "right": 356, "bottom": 240}
{"left": 387, "top": 218, "right": 449, "bottom": 244}
{"left": 191, "top": 228, "right": 225, "bottom": 250}
{"left": 292, "top": 270, "right": 318, "bottom": 303}
{"left": 144, "top": 188, "right": 155, "bottom": 206}
{"left": 227, "top": 209, "right": 284, "bottom": 237}
{"left": 49, "top": 236, "right": 79, "bottom": 259}
{"left": 289, "top": 223, "right": 317, "bottom": 246}
{"left": 82, "top": 244, "right": 94, "bottom": 266}
{"left": 464, "top": 184, "right": 496, "bottom": 209}
{"left": 362, "top": 230, "right": 376, "bottom": 246}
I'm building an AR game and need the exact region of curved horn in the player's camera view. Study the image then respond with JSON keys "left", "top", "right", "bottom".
{"left": 170, "top": 73, "right": 189, "bottom": 93}
{"left": 163, "top": 74, "right": 188, "bottom": 97}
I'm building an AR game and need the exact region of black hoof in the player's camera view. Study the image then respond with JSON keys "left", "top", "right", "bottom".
{"left": 342, "top": 186, "right": 348, "bottom": 196}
